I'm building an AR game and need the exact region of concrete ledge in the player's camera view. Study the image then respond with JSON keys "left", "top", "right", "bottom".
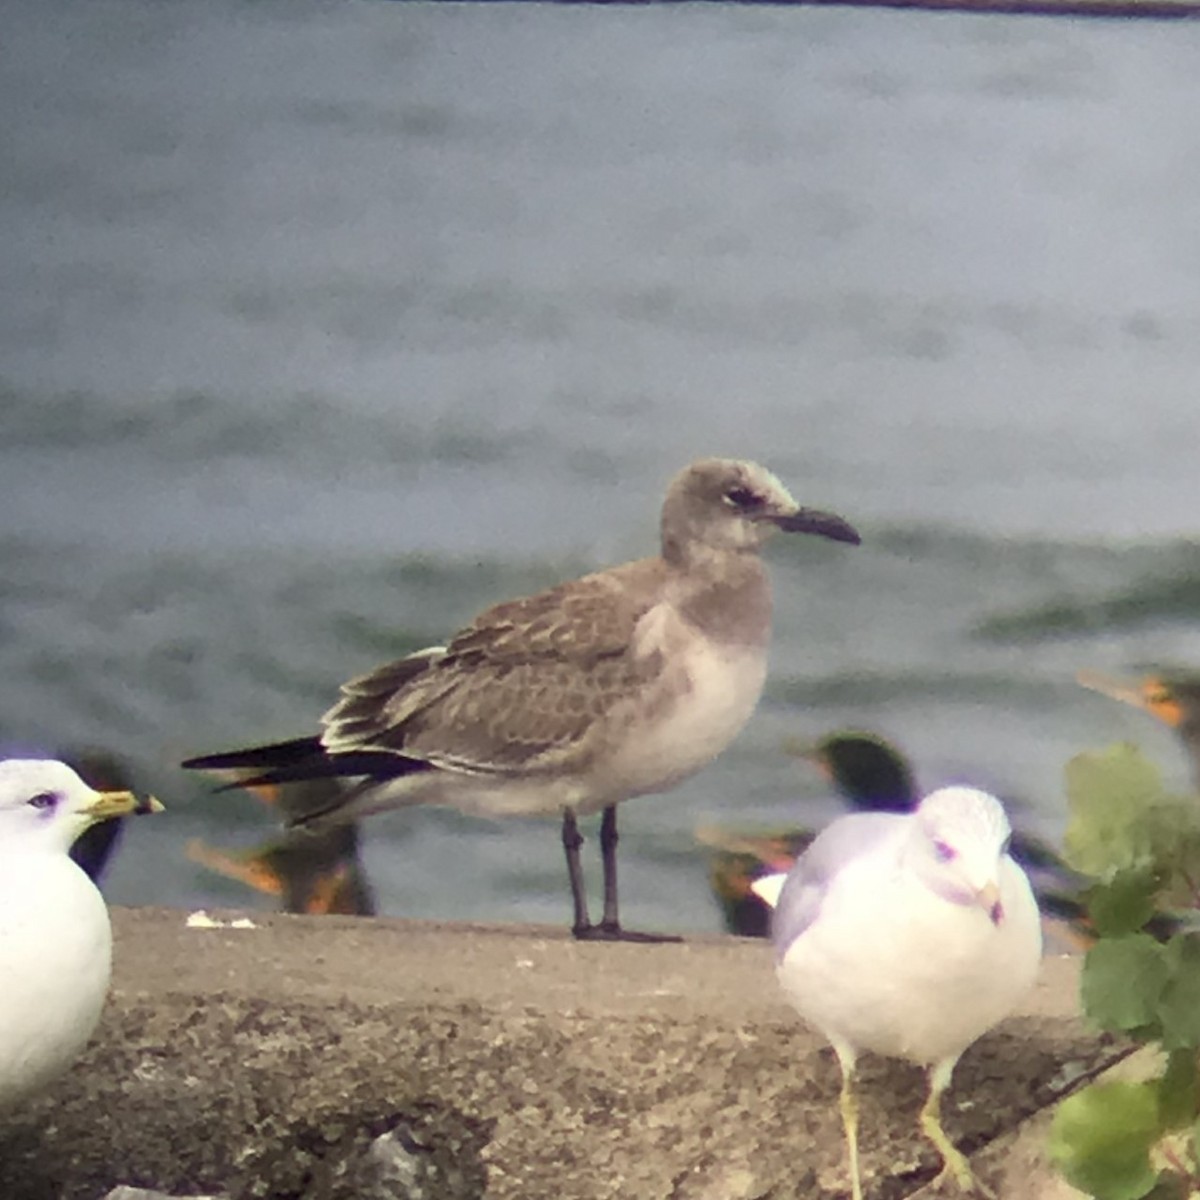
{"left": 0, "top": 909, "right": 1129, "bottom": 1200}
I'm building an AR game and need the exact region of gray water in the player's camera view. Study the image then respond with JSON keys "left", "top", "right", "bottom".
{"left": 2, "top": 0, "right": 1200, "bottom": 932}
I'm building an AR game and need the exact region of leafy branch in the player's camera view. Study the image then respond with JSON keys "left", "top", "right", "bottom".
{"left": 1049, "top": 744, "right": 1200, "bottom": 1200}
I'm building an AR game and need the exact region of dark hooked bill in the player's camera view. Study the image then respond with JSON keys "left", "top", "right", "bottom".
{"left": 773, "top": 508, "right": 861, "bottom": 545}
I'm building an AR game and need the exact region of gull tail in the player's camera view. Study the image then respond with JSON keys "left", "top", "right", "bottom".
{"left": 182, "top": 737, "right": 434, "bottom": 798}
{"left": 182, "top": 736, "right": 326, "bottom": 773}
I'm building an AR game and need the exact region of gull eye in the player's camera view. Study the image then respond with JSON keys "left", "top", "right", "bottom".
{"left": 28, "top": 791, "right": 59, "bottom": 812}
{"left": 932, "top": 839, "right": 956, "bottom": 863}
{"left": 723, "top": 486, "right": 764, "bottom": 511}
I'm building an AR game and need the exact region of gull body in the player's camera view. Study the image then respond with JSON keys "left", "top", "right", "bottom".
{"left": 330, "top": 557, "right": 775, "bottom": 824}
{"left": 184, "top": 458, "right": 860, "bottom": 939}
{"left": 0, "top": 759, "right": 158, "bottom": 1108}
{"left": 764, "top": 786, "right": 1041, "bottom": 1198}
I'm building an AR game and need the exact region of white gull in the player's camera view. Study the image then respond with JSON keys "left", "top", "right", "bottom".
{"left": 755, "top": 786, "right": 1042, "bottom": 1198}
{"left": 0, "top": 759, "right": 160, "bottom": 1109}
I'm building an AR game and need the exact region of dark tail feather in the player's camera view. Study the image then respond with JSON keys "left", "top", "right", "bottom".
{"left": 222, "top": 751, "right": 432, "bottom": 792}
{"left": 182, "top": 736, "right": 325, "bottom": 773}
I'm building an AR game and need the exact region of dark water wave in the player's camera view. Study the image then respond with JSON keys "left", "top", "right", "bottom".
{"left": 977, "top": 545, "right": 1200, "bottom": 642}
{"left": 767, "top": 668, "right": 1077, "bottom": 711}
{"left": 872, "top": 521, "right": 1171, "bottom": 566}
{"left": 0, "top": 379, "right": 535, "bottom": 470}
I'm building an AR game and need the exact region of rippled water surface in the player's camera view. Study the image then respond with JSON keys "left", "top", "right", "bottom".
{"left": 2, "top": 0, "right": 1199, "bottom": 930}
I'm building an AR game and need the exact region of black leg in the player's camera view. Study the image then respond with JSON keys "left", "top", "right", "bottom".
{"left": 569, "top": 805, "right": 681, "bottom": 944}
{"left": 562, "top": 809, "right": 591, "bottom": 937}
{"left": 599, "top": 804, "right": 621, "bottom": 933}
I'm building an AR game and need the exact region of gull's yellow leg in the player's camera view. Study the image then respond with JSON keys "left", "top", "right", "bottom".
{"left": 920, "top": 1056, "right": 995, "bottom": 1198}
{"left": 831, "top": 1041, "right": 864, "bottom": 1200}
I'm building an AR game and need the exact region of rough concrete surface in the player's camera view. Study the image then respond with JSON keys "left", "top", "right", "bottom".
{"left": 0, "top": 909, "right": 1128, "bottom": 1200}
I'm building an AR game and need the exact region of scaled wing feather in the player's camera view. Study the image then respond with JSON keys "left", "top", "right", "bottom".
{"left": 320, "top": 562, "right": 666, "bottom": 776}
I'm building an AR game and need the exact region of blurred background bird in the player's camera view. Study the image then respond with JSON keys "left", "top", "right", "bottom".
{"left": 1079, "top": 669, "right": 1200, "bottom": 789}
{"left": 700, "top": 729, "right": 1091, "bottom": 947}
{"left": 185, "top": 776, "right": 375, "bottom": 917}
{"left": 64, "top": 747, "right": 142, "bottom": 884}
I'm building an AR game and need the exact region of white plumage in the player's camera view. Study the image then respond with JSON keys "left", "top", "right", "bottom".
{"left": 761, "top": 786, "right": 1042, "bottom": 1199}
{"left": 0, "top": 759, "right": 155, "bottom": 1108}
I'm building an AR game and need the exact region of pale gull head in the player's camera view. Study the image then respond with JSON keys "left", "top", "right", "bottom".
{"left": 660, "top": 458, "right": 860, "bottom": 565}
{"left": 0, "top": 758, "right": 155, "bottom": 856}
{"left": 907, "top": 785, "right": 1014, "bottom": 924}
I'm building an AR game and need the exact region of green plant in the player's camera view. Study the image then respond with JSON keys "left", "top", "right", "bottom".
{"left": 1048, "top": 743, "right": 1200, "bottom": 1200}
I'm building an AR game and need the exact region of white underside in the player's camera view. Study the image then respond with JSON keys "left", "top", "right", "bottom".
{"left": 0, "top": 853, "right": 112, "bottom": 1108}
{"left": 777, "top": 850, "right": 1042, "bottom": 1066}
{"left": 576, "top": 624, "right": 769, "bottom": 815}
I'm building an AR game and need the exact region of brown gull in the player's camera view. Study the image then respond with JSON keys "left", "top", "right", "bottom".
{"left": 183, "top": 457, "right": 860, "bottom": 940}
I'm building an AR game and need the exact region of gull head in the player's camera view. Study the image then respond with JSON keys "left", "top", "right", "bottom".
{"left": 0, "top": 759, "right": 160, "bottom": 856}
{"left": 660, "top": 458, "right": 860, "bottom": 564}
{"left": 907, "top": 786, "right": 1014, "bottom": 925}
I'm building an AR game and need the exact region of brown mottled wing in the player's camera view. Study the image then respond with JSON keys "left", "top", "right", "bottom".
{"left": 320, "top": 559, "right": 668, "bottom": 775}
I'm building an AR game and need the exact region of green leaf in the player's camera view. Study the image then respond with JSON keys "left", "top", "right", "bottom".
{"left": 1140, "top": 1179, "right": 1189, "bottom": 1200}
{"left": 1158, "top": 1049, "right": 1198, "bottom": 1130}
{"left": 1049, "top": 1080, "right": 1163, "bottom": 1200}
{"left": 1148, "top": 814, "right": 1200, "bottom": 911}
{"left": 1064, "top": 746, "right": 1169, "bottom": 880}
{"left": 1158, "top": 938, "right": 1200, "bottom": 1051}
{"left": 1089, "top": 869, "right": 1163, "bottom": 937}
{"left": 1081, "top": 934, "right": 1170, "bottom": 1035}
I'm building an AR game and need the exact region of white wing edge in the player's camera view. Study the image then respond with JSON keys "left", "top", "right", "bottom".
{"left": 749, "top": 872, "right": 787, "bottom": 909}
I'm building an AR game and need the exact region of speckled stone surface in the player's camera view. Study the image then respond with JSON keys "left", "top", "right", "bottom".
{"left": 0, "top": 909, "right": 1129, "bottom": 1200}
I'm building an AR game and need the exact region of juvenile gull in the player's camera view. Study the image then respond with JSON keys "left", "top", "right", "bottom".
{"left": 183, "top": 458, "right": 860, "bottom": 940}
{"left": 0, "top": 759, "right": 161, "bottom": 1108}
{"left": 755, "top": 786, "right": 1041, "bottom": 1198}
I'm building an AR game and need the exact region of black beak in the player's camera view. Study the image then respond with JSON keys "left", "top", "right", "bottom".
{"left": 772, "top": 508, "right": 861, "bottom": 545}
